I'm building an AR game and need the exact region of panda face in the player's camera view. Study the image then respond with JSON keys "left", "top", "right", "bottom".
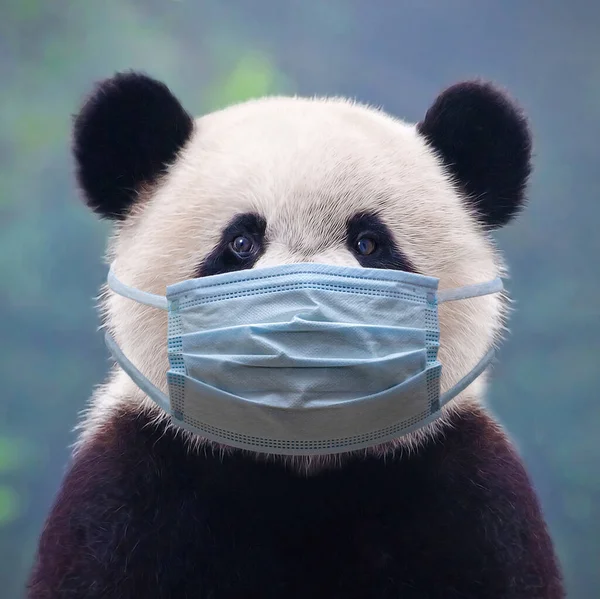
{"left": 75, "top": 73, "right": 531, "bottom": 457}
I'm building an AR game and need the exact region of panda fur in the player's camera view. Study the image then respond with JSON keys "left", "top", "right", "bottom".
{"left": 28, "top": 72, "right": 564, "bottom": 598}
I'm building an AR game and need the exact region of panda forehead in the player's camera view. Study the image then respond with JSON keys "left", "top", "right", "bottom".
{"left": 192, "top": 96, "right": 432, "bottom": 175}
{"left": 164, "top": 97, "right": 464, "bottom": 236}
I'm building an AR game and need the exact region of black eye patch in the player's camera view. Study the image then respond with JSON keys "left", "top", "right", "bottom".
{"left": 346, "top": 213, "right": 416, "bottom": 272}
{"left": 197, "top": 213, "right": 267, "bottom": 277}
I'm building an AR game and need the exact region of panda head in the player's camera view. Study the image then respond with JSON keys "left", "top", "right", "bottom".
{"left": 74, "top": 71, "right": 531, "bottom": 460}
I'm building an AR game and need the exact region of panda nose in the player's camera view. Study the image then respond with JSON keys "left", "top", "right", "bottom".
{"left": 310, "top": 249, "right": 361, "bottom": 267}
{"left": 255, "top": 246, "right": 360, "bottom": 269}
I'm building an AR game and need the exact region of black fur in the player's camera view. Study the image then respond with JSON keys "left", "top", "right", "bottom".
{"left": 417, "top": 81, "right": 532, "bottom": 229}
{"left": 73, "top": 71, "right": 194, "bottom": 219}
{"left": 198, "top": 212, "right": 268, "bottom": 277}
{"left": 346, "top": 212, "right": 416, "bottom": 272}
{"left": 28, "top": 407, "right": 563, "bottom": 599}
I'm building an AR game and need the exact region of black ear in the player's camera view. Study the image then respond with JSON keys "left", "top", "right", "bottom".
{"left": 417, "top": 81, "right": 532, "bottom": 229}
{"left": 73, "top": 71, "right": 194, "bottom": 220}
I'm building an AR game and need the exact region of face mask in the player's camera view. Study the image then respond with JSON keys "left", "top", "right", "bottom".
{"left": 105, "top": 262, "right": 503, "bottom": 455}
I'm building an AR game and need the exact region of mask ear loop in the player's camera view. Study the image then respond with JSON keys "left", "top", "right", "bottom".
{"left": 105, "top": 263, "right": 170, "bottom": 412}
{"left": 435, "top": 276, "right": 504, "bottom": 406}
{"left": 438, "top": 348, "right": 496, "bottom": 407}
{"left": 107, "top": 265, "right": 169, "bottom": 310}
{"left": 105, "top": 332, "right": 172, "bottom": 414}
{"left": 436, "top": 277, "right": 504, "bottom": 303}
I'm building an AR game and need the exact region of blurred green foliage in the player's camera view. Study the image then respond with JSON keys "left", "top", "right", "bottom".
{"left": 1, "top": 1, "right": 598, "bottom": 597}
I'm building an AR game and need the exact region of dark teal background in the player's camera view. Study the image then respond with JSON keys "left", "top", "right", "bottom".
{"left": 1, "top": 2, "right": 598, "bottom": 597}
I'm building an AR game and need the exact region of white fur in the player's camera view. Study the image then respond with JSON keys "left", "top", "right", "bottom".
{"left": 76, "top": 96, "right": 508, "bottom": 470}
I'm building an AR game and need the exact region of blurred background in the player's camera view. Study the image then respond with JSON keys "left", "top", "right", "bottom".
{"left": 1, "top": 1, "right": 599, "bottom": 597}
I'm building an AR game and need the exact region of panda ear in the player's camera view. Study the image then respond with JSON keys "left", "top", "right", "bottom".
{"left": 73, "top": 71, "right": 194, "bottom": 220}
{"left": 417, "top": 81, "right": 532, "bottom": 229}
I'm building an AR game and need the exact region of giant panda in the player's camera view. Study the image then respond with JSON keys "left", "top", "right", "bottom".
{"left": 28, "top": 71, "right": 564, "bottom": 599}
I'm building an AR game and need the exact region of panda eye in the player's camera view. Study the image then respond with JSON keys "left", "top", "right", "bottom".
{"left": 230, "top": 235, "right": 254, "bottom": 257}
{"left": 356, "top": 236, "right": 377, "bottom": 256}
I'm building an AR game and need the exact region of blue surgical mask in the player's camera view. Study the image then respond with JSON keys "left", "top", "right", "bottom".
{"left": 105, "top": 262, "right": 503, "bottom": 455}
